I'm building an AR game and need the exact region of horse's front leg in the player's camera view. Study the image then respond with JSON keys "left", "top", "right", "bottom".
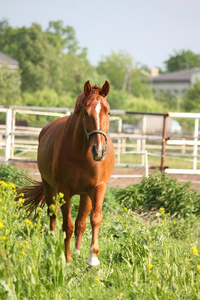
{"left": 75, "top": 194, "right": 92, "bottom": 254}
{"left": 87, "top": 183, "right": 106, "bottom": 267}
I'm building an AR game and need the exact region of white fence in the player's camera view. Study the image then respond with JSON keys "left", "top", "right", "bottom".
{"left": 1, "top": 106, "right": 200, "bottom": 176}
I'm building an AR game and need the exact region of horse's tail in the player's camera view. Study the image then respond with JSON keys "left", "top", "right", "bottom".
{"left": 16, "top": 176, "right": 45, "bottom": 218}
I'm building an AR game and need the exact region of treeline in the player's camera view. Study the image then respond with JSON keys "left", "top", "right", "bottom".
{"left": 0, "top": 19, "right": 200, "bottom": 114}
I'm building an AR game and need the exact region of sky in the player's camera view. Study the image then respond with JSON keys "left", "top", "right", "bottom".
{"left": 0, "top": 0, "right": 200, "bottom": 70}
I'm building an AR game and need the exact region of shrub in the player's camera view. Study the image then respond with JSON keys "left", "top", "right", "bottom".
{"left": 115, "top": 171, "right": 200, "bottom": 218}
{"left": 0, "top": 164, "right": 30, "bottom": 188}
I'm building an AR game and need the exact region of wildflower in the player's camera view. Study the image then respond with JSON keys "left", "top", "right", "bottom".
{"left": 9, "top": 183, "right": 16, "bottom": 190}
{"left": 24, "top": 219, "right": 33, "bottom": 227}
{"left": 191, "top": 246, "right": 199, "bottom": 256}
{"left": 3, "top": 204, "right": 7, "bottom": 210}
{"left": 159, "top": 207, "right": 165, "bottom": 214}
{"left": 18, "top": 198, "right": 25, "bottom": 204}
{"left": 0, "top": 198, "right": 2, "bottom": 202}
{"left": 20, "top": 251, "right": 27, "bottom": 257}
{"left": 0, "top": 221, "right": 4, "bottom": 228}
{"left": 148, "top": 263, "right": 153, "bottom": 269}
{"left": 2, "top": 236, "right": 7, "bottom": 240}
{"left": 196, "top": 265, "right": 200, "bottom": 271}
{"left": 23, "top": 240, "right": 28, "bottom": 245}
{"left": 0, "top": 181, "right": 8, "bottom": 187}
{"left": 148, "top": 264, "right": 153, "bottom": 273}
{"left": 95, "top": 279, "right": 100, "bottom": 283}
{"left": 58, "top": 192, "right": 64, "bottom": 198}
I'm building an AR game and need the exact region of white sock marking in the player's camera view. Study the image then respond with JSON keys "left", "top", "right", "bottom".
{"left": 86, "top": 246, "right": 100, "bottom": 267}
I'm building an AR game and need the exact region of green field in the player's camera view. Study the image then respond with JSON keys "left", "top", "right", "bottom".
{"left": 1, "top": 167, "right": 200, "bottom": 299}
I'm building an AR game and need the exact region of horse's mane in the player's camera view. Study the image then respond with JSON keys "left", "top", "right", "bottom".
{"left": 74, "top": 85, "right": 104, "bottom": 114}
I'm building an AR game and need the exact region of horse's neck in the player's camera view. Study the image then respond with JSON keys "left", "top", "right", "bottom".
{"left": 69, "top": 113, "right": 89, "bottom": 155}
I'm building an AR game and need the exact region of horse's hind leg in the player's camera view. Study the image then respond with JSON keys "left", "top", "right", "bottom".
{"left": 42, "top": 179, "right": 57, "bottom": 231}
{"left": 75, "top": 194, "right": 92, "bottom": 254}
{"left": 60, "top": 196, "right": 74, "bottom": 263}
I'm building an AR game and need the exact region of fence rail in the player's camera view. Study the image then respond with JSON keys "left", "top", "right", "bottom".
{"left": 0, "top": 106, "right": 200, "bottom": 176}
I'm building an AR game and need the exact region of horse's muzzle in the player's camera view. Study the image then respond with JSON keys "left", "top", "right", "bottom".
{"left": 91, "top": 145, "right": 107, "bottom": 161}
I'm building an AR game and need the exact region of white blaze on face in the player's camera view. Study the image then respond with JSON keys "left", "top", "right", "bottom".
{"left": 95, "top": 101, "right": 101, "bottom": 130}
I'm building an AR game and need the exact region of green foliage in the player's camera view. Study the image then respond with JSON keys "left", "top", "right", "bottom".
{"left": 97, "top": 50, "right": 133, "bottom": 90}
{"left": 154, "top": 90, "right": 179, "bottom": 111}
{"left": 1, "top": 177, "right": 200, "bottom": 299}
{"left": 0, "top": 164, "right": 29, "bottom": 188}
{"left": 115, "top": 171, "right": 200, "bottom": 218}
{"left": 0, "top": 65, "right": 21, "bottom": 105}
{"left": 182, "top": 79, "right": 200, "bottom": 112}
{"left": 165, "top": 49, "right": 200, "bottom": 72}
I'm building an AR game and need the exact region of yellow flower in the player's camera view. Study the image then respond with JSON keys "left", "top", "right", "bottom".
{"left": 3, "top": 204, "right": 7, "bottom": 210}
{"left": 58, "top": 192, "right": 64, "bottom": 198}
{"left": 196, "top": 265, "right": 200, "bottom": 271}
{"left": 159, "top": 207, "right": 165, "bottom": 214}
{"left": 18, "top": 198, "right": 25, "bottom": 204}
{"left": 0, "top": 198, "right": 2, "bottom": 202}
{"left": 20, "top": 251, "right": 27, "bottom": 257}
{"left": 0, "top": 180, "right": 8, "bottom": 187}
{"left": 95, "top": 279, "right": 100, "bottom": 283}
{"left": 24, "top": 219, "right": 33, "bottom": 227}
{"left": 148, "top": 263, "right": 153, "bottom": 269}
{"left": 192, "top": 246, "right": 199, "bottom": 256}
{"left": 2, "top": 236, "right": 7, "bottom": 240}
{"left": 0, "top": 221, "right": 4, "bottom": 228}
{"left": 9, "top": 182, "right": 15, "bottom": 189}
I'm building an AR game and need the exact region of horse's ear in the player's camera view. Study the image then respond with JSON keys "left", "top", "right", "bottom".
{"left": 101, "top": 80, "right": 110, "bottom": 97}
{"left": 84, "top": 80, "right": 92, "bottom": 97}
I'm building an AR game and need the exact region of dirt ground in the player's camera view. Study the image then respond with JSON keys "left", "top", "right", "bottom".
{"left": 8, "top": 161, "right": 200, "bottom": 193}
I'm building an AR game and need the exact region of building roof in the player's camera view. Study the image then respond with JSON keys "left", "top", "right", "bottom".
{"left": 0, "top": 52, "right": 19, "bottom": 69}
{"left": 151, "top": 68, "right": 200, "bottom": 83}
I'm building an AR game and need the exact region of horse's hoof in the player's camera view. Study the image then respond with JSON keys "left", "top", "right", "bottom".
{"left": 86, "top": 256, "right": 100, "bottom": 267}
{"left": 75, "top": 249, "right": 80, "bottom": 255}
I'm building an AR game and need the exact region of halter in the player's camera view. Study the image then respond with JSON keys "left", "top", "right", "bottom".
{"left": 82, "top": 116, "right": 108, "bottom": 142}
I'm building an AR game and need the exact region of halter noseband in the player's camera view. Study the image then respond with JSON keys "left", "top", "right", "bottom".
{"left": 83, "top": 116, "right": 108, "bottom": 142}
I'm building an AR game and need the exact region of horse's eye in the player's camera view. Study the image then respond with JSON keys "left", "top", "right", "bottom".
{"left": 108, "top": 111, "right": 111, "bottom": 116}
{"left": 84, "top": 110, "right": 88, "bottom": 117}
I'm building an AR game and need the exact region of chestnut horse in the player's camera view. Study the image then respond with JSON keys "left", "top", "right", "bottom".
{"left": 17, "top": 80, "right": 115, "bottom": 266}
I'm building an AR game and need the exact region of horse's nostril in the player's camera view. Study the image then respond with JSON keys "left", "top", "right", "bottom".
{"left": 91, "top": 145, "right": 97, "bottom": 156}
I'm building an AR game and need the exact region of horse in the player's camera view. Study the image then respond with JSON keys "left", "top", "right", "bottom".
{"left": 17, "top": 80, "right": 115, "bottom": 267}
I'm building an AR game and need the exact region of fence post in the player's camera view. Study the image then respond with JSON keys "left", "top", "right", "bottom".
{"left": 161, "top": 114, "right": 168, "bottom": 173}
{"left": 193, "top": 118, "right": 199, "bottom": 171}
{"left": 141, "top": 116, "right": 147, "bottom": 165}
{"left": 5, "top": 108, "right": 12, "bottom": 163}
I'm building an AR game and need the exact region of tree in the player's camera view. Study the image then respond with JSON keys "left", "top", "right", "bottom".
{"left": 97, "top": 50, "right": 133, "bottom": 90}
{"left": 0, "top": 20, "right": 88, "bottom": 94}
{"left": 165, "top": 50, "right": 200, "bottom": 72}
{"left": 0, "top": 65, "right": 21, "bottom": 105}
{"left": 46, "top": 21, "right": 79, "bottom": 54}
{"left": 181, "top": 79, "right": 200, "bottom": 112}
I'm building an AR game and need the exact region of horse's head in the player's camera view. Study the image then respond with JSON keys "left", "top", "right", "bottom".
{"left": 82, "top": 80, "right": 111, "bottom": 161}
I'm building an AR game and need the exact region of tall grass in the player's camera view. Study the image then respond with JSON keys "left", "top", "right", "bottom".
{"left": 1, "top": 166, "right": 200, "bottom": 299}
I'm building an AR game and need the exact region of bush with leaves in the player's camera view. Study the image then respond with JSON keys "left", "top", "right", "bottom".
{"left": 0, "top": 164, "right": 30, "bottom": 189}
{"left": 115, "top": 171, "right": 200, "bottom": 218}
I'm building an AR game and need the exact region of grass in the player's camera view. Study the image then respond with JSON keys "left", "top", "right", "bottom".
{"left": 1, "top": 169, "right": 200, "bottom": 299}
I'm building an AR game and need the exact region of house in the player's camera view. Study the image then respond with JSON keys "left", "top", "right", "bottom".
{"left": 0, "top": 52, "right": 19, "bottom": 70}
{"left": 150, "top": 68, "right": 200, "bottom": 97}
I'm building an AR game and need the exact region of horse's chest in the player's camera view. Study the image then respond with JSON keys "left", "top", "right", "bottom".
{"left": 58, "top": 159, "right": 105, "bottom": 193}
